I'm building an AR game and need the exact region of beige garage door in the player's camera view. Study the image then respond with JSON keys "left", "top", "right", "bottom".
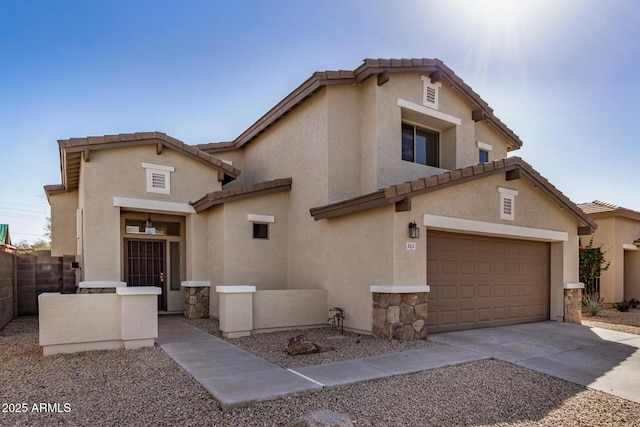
{"left": 427, "top": 231, "right": 550, "bottom": 333}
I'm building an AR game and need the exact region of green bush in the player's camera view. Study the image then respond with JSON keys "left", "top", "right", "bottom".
{"left": 615, "top": 301, "right": 631, "bottom": 312}
{"left": 582, "top": 295, "right": 604, "bottom": 316}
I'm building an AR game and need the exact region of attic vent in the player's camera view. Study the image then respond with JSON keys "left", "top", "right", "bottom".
{"left": 142, "top": 163, "right": 175, "bottom": 195}
{"left": 151, "top": 172, "right": 166, "bottom": 190}
{"left": 421, "top": 75, "right": 441, "bottom": 110}
{"left": 425, "top": 86, "right": 437, "bottom": 104}
{"left": 498, "top": 187, "right": 518, "bottom": 221}
{"left": 503, "top": 197, "right": 512, "bottom": 216}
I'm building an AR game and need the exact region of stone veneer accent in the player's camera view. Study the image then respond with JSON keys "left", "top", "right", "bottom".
{"left": 77, "top": 281, "right": 126, "bottom": 294}
{"left": 182, "top": 281, "right": 210, "bottom": 319}
{"left": 564, "top": 283, "right": 583, "bottom": 324}
{"left": 79, "top": 288, "right": 116, "bottom": 294}
{"left": 372, "top": 291, "right": 429, "bottom": 341}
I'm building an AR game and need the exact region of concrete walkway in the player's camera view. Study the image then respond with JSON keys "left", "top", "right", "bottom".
{"left": 157, "top": 317, "right": 640, "bottom": 409}
{"left": 156, "top": 316, "right": 485, "bottom": 409}
{"left": 430, "top": 321, "right": 640, "bottom": 404}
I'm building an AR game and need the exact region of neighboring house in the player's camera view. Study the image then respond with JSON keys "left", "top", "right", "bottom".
{"left": 578, "top": 200, "right": 640, "bottom": 303}
{"left": 46, "top": 58, "right": 595, "bottom": 334}
{"left": 0, "top": 224, "right": 16, "bottom": 253}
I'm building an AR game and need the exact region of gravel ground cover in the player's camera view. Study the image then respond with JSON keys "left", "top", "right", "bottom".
{"left": 582, "top": 307, "right": 640, "bottom": 335}
{"left": 2, "top": 316, "right": 640, "bottom": 426}
{"left": 186, "top": 317, "right": 439, "bottom": 368}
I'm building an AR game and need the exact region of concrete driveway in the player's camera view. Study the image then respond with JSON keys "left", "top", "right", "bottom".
{"left": 429, "top": 321, "right": 640, "bottom": 404}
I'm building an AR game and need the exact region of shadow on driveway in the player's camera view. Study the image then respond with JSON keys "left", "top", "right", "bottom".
{"left": 429, "top": 321, "right": 640, "bottom": 403}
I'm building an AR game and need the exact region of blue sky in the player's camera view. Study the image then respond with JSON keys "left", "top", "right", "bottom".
{"left": 1, "top": 0, "right": 639, "bottom": 244}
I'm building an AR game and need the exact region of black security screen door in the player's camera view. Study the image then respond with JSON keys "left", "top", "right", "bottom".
{"left": 126, "top": 239, "right": 166, "bottom": 310}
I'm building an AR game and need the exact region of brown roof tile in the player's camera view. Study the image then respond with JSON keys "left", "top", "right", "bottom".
{"left": 53, "top": 132, "right": 241, "bottom": 192}
{"left": 199, "top": 58, "right": 523, "bottom": 154}
{"left": 192, "top": 178, "right": 292, "bottom": 213}
{"left": 310, "top": 157, "right": 596, "bottom": 233}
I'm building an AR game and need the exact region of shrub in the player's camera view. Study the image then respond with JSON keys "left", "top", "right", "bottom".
{"left": 615, "top": 301, "right": 631, "bottom": 312}
{"left": 629, "top": 298, "right": 639, "bottom": 309}
{"left": 582, "top": 295, "right": 604, "bottom": 316}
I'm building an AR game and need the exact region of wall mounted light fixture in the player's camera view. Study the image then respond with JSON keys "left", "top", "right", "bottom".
{"left": 408, "top": 221, "right": 419, "bottom": 238}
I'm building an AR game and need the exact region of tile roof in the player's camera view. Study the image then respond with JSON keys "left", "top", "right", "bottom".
{"left": 578, "top": 200, "right": 640, "bottom": 221}
{"left": 197, "top": 58, "right": 523, "bottom": 154}
{"left": 310, "top": 157, "right": 596, "bottom": 234}
{"left": 48, "top": 132, "right": 241, "bottom": 195}
{"left": 191, "top": 178, "right": 292, "bottom": 213}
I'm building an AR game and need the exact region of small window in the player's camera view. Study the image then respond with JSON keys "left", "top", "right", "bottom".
{"left": 479, "top": 150, "right": 489, "bottom": 163}
{"left": 253, "top": 223, "right": 269, "bottom": 239}
{"left": 402, "top": 123, "right": 439, "bottom": 167}
{"left": 498, "top": 187, "right": 518, "bottom": 221}
{"left": 477, "top": 141, "right": 492, "bottom": 164}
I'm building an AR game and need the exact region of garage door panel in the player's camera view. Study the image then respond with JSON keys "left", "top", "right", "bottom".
{"left": 477, "top": 284, "right": 492, "bottom": 298}
{"left": 427, "top": 231, "right": 550, "bottom": 333}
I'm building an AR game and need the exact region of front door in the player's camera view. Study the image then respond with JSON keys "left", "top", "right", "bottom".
{"left": 125, "top": 239, "right": 166, "bottom": 310}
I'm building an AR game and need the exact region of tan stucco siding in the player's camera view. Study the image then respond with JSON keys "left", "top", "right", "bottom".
{"left": 219, "top": 192, "right": 289, "bottom": 289}
{"left": 360, "top": 77, "right": 378, "bottom": 194}
{"left": 237, "top": 90, "right": 331, "bottom": 290}
{"left": 475, "top": 121, "right": 511, "bottom": 160}
{"left": 327, "top": 85, "right": 362, "bottom": 202}
{"left": 49, "top": 190, "right": 78, "bottom": 257}
{"left": 406, "top": 173, "right": 581, "bottom": 322}
{"left": 324, "top": 206, "right": 395, "bottom": 332}
{"left": 78, "top": 145, "right": 222, "bottom": 281}
{"left": 371, "top": 73, "right": 516, "bottom": 189}
{"left": 586, "top": 216, "right": 640, "bottom": 302}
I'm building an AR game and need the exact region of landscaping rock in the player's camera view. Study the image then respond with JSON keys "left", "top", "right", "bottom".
{"left": 287, "top": 335, "right": 334, "bottom": 356}
{"left": 291, "top": 410, "right": 354, "bottom": 427}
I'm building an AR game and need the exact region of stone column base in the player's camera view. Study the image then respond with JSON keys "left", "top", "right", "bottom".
{"left": 371, "top": 285, "right": 430, "bottom": 341}
{"left": 564, "top": 283, "right": 583, "bottom": 324}
{"left": 181, "top": 281, "right": 210, "bottom": 319}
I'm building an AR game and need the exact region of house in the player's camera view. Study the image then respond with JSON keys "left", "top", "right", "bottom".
{"left": 0, "top": 224, "right": 16, "bottom": 253}
{"left": 45, "top": 58, "right": 595, "bottom": 337}
{"left": 578, "top": 200, "right": 640, "bottom": 303}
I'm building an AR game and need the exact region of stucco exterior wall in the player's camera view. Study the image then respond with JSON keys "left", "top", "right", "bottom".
{"left": 586, "top": 216, "right": 640, "bottom": 302}
{"left": 624, "top": 250, "right": 640, "bottom": 300}
{"left": 372, "top": 73, "right": 514, "bottom": 189}
{"left": 219, "top": 192, "right": 289, "bottom": 288}
{"left": 407, "top": 173, "right": 580, "bottom": 322}
{"left": 49, "top": 190, "right": 78, "bottom": 257}
{"left": 323, "top": 207, "right": 395, "bottom": 332}
{"left": 78, "top": 145, "right": 222, "bottom": 281}
{"left": 327, "top": 85, "right": 362, "bottom": 203}
{"left": 236, "top": 90, "right": 331, "bottom": 291}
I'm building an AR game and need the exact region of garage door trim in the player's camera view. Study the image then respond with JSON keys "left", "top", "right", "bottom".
{"left": 423, "top": 214, "right": 568, "bottom": 242}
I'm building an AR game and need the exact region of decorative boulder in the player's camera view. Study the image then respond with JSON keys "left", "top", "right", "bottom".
{"left": 290, "top": 410, "right": 354, "bottom": 427}
{"left": 286, "top": 335, "right": 334, "bottom": 356}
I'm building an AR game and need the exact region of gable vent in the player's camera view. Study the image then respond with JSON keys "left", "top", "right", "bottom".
{"left": 498, "top": 187, "right": 518, "bottom": 221}
{"left": 421, "top": 75, "right": 441, "bottom": 110}
{"left": 425, "top": 86, "right": 437, "bottom": 104}
{"left": 142, "top": 163, "right": 174, "bottom": 195}
{"left": 503, "top": 197, "right": 512, "bottom": 216}
{"left": 151, "top": 172, "right": 166, "bottom": 190}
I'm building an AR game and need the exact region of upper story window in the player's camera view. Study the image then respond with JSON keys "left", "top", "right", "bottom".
{"left": 142, "top": 163, "right": 175, "bottom": 194}
{"left": 477, "top": 141, "right": 492, "bottom": 164}
{"left": 402, "top": 123, "right": 439, "bottom": 167}
{"left": 479, "top": 150, "right": 489, "bottom": 163}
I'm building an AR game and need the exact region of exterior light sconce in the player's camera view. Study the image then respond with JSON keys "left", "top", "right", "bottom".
{"left": 145, "top": 214, "right": 156, "bottom": 234}
{"left": 408, "top": 221, "right": 420, "bottom": 238}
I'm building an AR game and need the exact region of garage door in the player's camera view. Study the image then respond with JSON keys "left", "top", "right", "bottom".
{"left": 427, "top": 231, "right": 550, "bottom": 333}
